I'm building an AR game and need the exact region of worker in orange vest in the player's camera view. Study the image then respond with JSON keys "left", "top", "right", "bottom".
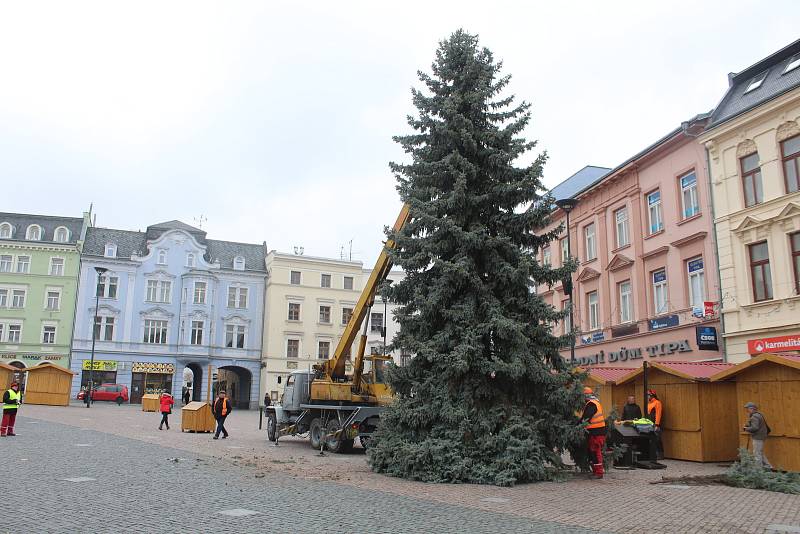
{"left": 580, "top": 386, "right": 606, "bottom": 479}
{"left": 647, "top": 389, "right": 664, "bottom": 460}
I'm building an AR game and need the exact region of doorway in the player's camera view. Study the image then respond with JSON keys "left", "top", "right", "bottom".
{"left": 184, "top": 363, "right": 203, "bottom": 404}
{"left": 217, "top": 366, "right": 252, "bottom": 409}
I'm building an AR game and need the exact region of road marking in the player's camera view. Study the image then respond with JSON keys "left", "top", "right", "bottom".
{"left": 480, "top": 497, "right": 510, "bottom": 503}
{"left": 74, "top": 444, "right": 92, "bottom": 447}
{"left": 217, "top": 509, "right": 260, "bottom": 517}
{"left": 20, "top": 459, "right": 28, "bottom": 461}
{"left": 62, "top": 477, "right": 96, "bottom": 483}
{"left": 661, "top": 484, "right": 691, "bottom": 490}
{"left": 767, "top": 526, "right": 800, "bottom": 533}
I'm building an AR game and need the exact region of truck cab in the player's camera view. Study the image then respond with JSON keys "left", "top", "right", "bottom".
{"left": 274, "top": 370, "right": 313, "bottom": 424}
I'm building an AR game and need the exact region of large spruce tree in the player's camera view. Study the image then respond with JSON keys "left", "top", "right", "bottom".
{"left": 367, "top": 30, "right": 584, "bottom": 486}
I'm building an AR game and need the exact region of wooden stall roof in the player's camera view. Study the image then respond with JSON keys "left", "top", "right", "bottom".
{"left": 0, "top": 362, "right": 17, "bottom": 372}
{"left": 582, "top": 366, "right": 638, "bottom": 385}
{"left": 710, "top": 353, "right": 800, "bottom": 381}
{"left": 25, "top": 362, "right": 75, "bottom": 375}
{"left": 182, "top": 401, "right": 210, "bottom": 411}
{"left": 616, "top": 361, "right": 734, "bottom": 384}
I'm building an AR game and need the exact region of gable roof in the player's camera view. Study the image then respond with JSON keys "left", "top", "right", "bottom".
{"left": 26, "top": 362, "right": 75, "bottom": 375}
{"left": 0, "top": 212, "right": 84, "bottom": 245}
{"left": 146, "top": 220, "right": 207, "bottom": 244}
{"left": 616, "top": 360, "right": 733, "bottom": 384}
{"left": 84, "top": 227, "right": 148, "bottom": 258}
{"left": 711, "top": 353, "right": 800, "bottom": 381}
{"left": 708, "top": 39, "right": 800, "bottom": 129}
{"left": 206, "top": 239, "right": 266, "bottom": 272}
{"left": 583, "top": 366, "right": 638, "bottom": 385}
{"left": 549, "top": 166, "right": 611, "bottom": 201}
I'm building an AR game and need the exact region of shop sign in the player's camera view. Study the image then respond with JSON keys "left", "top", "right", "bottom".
{"left": 747, "top": 334, "right": 800, "bottom": 355}
{"left": 132, "top": 362, "right": 175, "bottom": 374}
{"left": 612, "top": 323, "right": 639, "bottom": 338}
{"left": 581, "top": 331, "right": 605, "bottom": 345}
{"left": 574, "top": 339, "right": 693, "bottom": 366}
{"left": 648, "top": 314, "right": 679, "bottom": 331}
{"left": 704, "top": 301, "right": 715, "bottom": 317}
{"left": 0, "top": 353, "right": 65, "bottom": 362}
{"left": 82, "top": 360, "right": 118, "bottom": 371}
{"left": 696, "top": 326, "right": 719, "bottom": 351}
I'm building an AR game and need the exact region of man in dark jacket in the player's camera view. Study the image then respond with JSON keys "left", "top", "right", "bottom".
{"left": 1, "top": 382, "right": 21, "bottom": 437}
{"left": 621, "top": 395, "right": 642, "bottom": 421}
{"left": 744, "top": 402, "right": 772, "bottom": 469}
{"left": 211, "top": 390, "right": 232, "bottom": 440}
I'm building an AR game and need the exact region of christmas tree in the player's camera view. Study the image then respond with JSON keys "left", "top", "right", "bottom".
{"left": 366, "top": 30, "right": 585, "bottom": 487}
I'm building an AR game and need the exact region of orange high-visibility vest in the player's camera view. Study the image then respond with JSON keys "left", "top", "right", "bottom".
{"left": 647, "top": 398, "right": 662, "bottom": 426}
{"left": 585, "top": 399, "right": 605, "bottom": 429}
{"left": 220, "top": 399, "right": 228, "bottom": 416}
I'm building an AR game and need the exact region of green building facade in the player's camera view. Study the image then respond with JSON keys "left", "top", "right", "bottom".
{"left": 0, "top": 212, "right": 90, "bottom": 373}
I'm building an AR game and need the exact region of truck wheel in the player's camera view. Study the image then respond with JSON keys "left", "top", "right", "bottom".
{"left": 325, "top": 420, "right": 353, "bottom": 453}
{"left": 309, "top": 418, "right": 324, "bottom": 449}
{"left": 266, "top": 412, "right": 277, "bottom": 442}
{"left": 116, "top": 396, "right": 124, "bottom": 406}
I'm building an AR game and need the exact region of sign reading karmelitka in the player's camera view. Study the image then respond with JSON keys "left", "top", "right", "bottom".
{"left": 747, "top": 334, "right": 800, "bottom": 355}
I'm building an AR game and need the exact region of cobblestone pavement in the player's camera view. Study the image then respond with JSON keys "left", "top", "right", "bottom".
{"left": 15, "top": 403, "right": 800, "bottom": 533}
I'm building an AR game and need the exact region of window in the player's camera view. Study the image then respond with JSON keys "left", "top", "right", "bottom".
{"left": 680, "top": 171, "right": 700, "bottom": 219}
{"left": 781, "top": 135, "right": 800, "bottom": 194}
{"left": 0, "top": 255, "right": 11, "bottom": 272}
{"left": 97, "top": 275, "right": 118, "bottom": 298}
{"left": 741, "top": 153, "right": 763, "bottom": 207}
{"left": 652, "top": 270, "right": 668, "bottom": 315}
{"left": 615, "top": 207, "right": 630, "bottom": 247}
{"left": 749, "top": 242, "right": 773, "bottom": 302}
{"left": 371, "top": 312, "right": 383, "bottom": 333}
{"left": 233, "top": 256, "right": 245, "bottom": 271}
{"left": 225, "top": 324, "right": 245, "bottom": 349}
{"left": 227, "top": 286, "right": 248, "bottom": 308}
{"left": 584, "top": 224, "right": 596, "bottom": 260}
{"left": 49, "top": 258, "right": 64, "bottom": 276}
{"left": 0, "top": 289, "right": 6, "bottom": 307}
{"left": 343, "top": 276, "right": 354, "bottom": 290}
{"left": 286, "top": 339, "right": 299, "bottom": 358}
{"left": 342, "top": 307, "right": 353, "bottom": 325}
{"left": 16, "top": 256, "right": 30, "bottom": 273}
{"left": 318, "top": 341, "right": 331, "bottom": 359}
{"left": 55, "top": 227, "right": 69, "bottom": 243}
{"left": 542, "top": 246, "right": 551, "bottom": 266}
{"left": 42, "top": 325, "right": 56, "bottom": 344}
{"left": 785, "top": 54, "right": 800, "bottom": 75}
{"left": 193, "top": 282, "right": 207, "bottom": 304}
{"left": 26, "top": 225, "right": 41, "bottom": 240}
{"left": 562, "top": 299, "right": 572, "bottom": 335}
{"left": 321, "top": 274, "right": 331, "bottom": 288}
{"left": 687, "top": 257, "right": 706, "bottom": 310}
{"left": 46, "top": 290, "right": 60, "bottom": 310}
{"left": 94, "top": 316, "right": 115, "bottom": 341}
{"left": 744, "top": 71, "right": 768, "bottom": 93}
{"left": 290, "top": 271, "right": 301, "bottom": 285}
{"left": 146, "top": 280, "right": 172, "bottom": 303}
{"left": 792, "top": 232, "right": 800, "bottom": 295}
{"left": 647, "top": 191, "right": 663, "bottom": 234}
{"left": 0, "top": 223, "right": 11, "bottom": 238}
{"left": 560, "top": 238, "right": 569, "bottom": 264}
{"left": 7, "top": 324, "right": 21, "bottom": 343}
{"left": 587, "top": 291, "right": 599, "bottom": 331}
{"left": 618, "top": 281, "right": 632, "bottom": 323}
{"left": 288, "top": 302, "right": 301, "bottom": 321}
{"left": 157, "top": 250, "right": 167, "bottom": 264}
{"left": 186, "top": 253, "right": 195, "bottom": 267}
{"left": 11, "top": 290, "right": 25, "bottom": 308}
{"left": 190, "top": 320, "right": 204, "bottom": 345}
{"left": 318, "top": 305, "right": 331, "bottom": 323}
{"left": 143, "top": 319, "right": 168, "bottom": 344}
{"left": 104, "top": 243, "right": 117, "bottom": 258}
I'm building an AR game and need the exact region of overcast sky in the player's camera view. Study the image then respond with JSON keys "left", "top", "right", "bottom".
{"left": 1, "top": 1, "right": 797, "bottom": 265}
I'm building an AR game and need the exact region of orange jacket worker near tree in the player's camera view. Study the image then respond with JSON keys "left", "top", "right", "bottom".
{"left": 647, "top": 390, "right": 664, "bottom": 460}
{"left": 580, "top": 387, "right": 606, "bottom": 479}
{"left": 211, "top": 390, "right": 232, "bottom": 440}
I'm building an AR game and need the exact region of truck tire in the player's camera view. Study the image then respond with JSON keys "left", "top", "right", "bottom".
{"left": 266, "top": 412, "right": 277, "bottom": 442}
{"left": 309, "top": 418, "right": 324, "bottom": 450}
{"left": 325, "top": 420, "right": 354, "bottom": 453}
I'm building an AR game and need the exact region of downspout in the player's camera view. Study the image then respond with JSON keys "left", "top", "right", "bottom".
{"left": 704, "top": 145, "right": 728, "bottom": 361}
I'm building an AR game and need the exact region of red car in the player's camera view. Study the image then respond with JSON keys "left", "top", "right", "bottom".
{"left": 77, "top": 383, "right": 129, "bottom": 405}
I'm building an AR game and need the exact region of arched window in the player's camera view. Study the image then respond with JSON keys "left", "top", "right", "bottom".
{"left": 54, "top": 226, "right": 70, "bottom": 243}
{"left": 186, "top": 253, "right": 196, "bottom": 268}
{"left": 0, "top": 223, "right": 11, "bottom": 239}
{"left": 26, "top": 225, "right": 42, "bottom": 240}
{"left": 104, "top": 243, "right": 117, "bottom": 258}
{"left": 233, "top": 256, "right": 245, "bottom": 271}
{"left": 157, "top": 250, "right": 167, "bottom": 264}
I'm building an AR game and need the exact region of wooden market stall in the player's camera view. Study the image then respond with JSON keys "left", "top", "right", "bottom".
{"left": 23, "top": 363, "right": 75, "bottom": 406}
{"left": 181, "top": 401, "right": 215, "bottom": 433}
{"left": 615, "top": 361, "right": 738, "bottom": 462}
{"left": 0, "top": 362, "right": 17, "bottom": 390}
{"left": 582, "top": 367, "right": 638, "bottom": 417}
{"left": 710, "top": 353, "right": 800, "bottom": 472}
{"left": 141, "top": 393, "right": 161, "bottom": 412}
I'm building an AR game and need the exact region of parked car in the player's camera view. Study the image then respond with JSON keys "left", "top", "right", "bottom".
{"left": 77, "top": 383, "right": 129, "bottom": 405}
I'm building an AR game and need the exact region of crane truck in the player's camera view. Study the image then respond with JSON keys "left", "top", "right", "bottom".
{"left": 265, "top": 204, "right": 410, "bottom": 452}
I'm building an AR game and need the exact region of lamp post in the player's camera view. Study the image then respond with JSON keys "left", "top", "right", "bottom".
{"left": 554, "top": 198, "right": 578, "bottom": 364}
{"left": 86, "top": 266, "right": 108, "bottom": 408}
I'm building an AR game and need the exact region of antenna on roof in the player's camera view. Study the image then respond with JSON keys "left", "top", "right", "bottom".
{"left": 194, "top": 214, "right": 207, "bottom": 229}
{"left": 293, "top": 246, "right": 304, "bottom": 255}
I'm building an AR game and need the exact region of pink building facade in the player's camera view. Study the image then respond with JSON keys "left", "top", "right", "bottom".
{"left": 541, "top": 117, "right": 724, "bottom": 367}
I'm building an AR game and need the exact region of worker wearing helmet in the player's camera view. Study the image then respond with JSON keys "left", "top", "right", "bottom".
{"left": 647, "top": 390, "right": 664, "bottom": 460}
{"left": 1, "top": 382, "right": 21, "bottom": 437}
{"left": 580, "top": 386, "right": 606, "bottom": 479}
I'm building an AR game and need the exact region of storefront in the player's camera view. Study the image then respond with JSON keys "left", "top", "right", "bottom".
{"left": 746, "top": 334, "right": 800, "bottom": 356}
{"left": 79, "top": 359, "right": 118, "bottom": 389}
{"left": 1, "top": 352, "right": 70, "bottom": 392}
{"left": 130, "top": 362, "right": 175, "bottom": 404}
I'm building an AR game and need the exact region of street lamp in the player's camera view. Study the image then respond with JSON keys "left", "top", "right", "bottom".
{"left": 554, "top": 198, "right": 578, "bottom": 364}
{"left": 86, "top": 266, "right": 108, "bottom": 408}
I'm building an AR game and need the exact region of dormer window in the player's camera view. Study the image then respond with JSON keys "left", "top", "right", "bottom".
{"left": 104, "top": 243, "right": 117, "bottom": 258}
{"left": 26, "top": 225, "right": 42, "bottom": 241}
{"left": 157, "top": 250, "right": 167, "bottom": 264}
{"left": 54, "top": 227, "right": 69, "bottom": 243}
{"left": 744, "top": 71, "right": 768, "bottom": 94}
{"left": 186, "top": 253, "right": 196, "bottom": 268}
{"left": 784, "top": 54, "right": 800, "bottom": 75}
{"left": 0, "top": 223, "right": 11, "bottom": 239}
{"left": 233, "top": 256, "right": 245, "bottom": 271}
